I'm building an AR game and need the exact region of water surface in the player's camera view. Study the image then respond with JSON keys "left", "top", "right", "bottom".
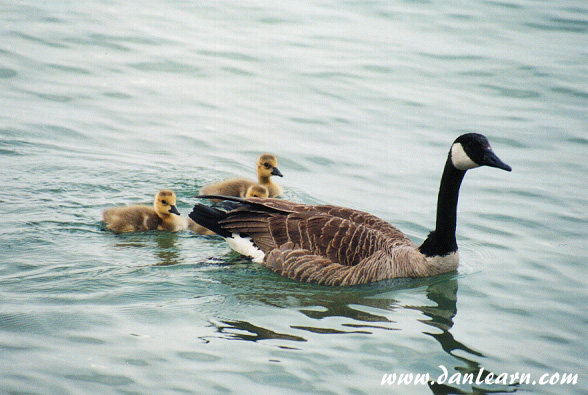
{"left": 1, "top": 1, "right": 587, "bottom": 394}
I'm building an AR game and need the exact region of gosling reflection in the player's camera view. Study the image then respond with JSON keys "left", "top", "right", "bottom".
{"left": 153, "top": 232, "right": 183, "bottom": 266}
{"left": 106, "top": 231, "right": 184, "bottom": 266}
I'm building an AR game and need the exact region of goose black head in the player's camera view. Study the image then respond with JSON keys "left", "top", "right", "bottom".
{"left": 450, "top": 133, "right": 512, "bottom": 172}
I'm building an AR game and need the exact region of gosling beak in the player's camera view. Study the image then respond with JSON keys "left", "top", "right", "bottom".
{"left": 483, "top": 149, "right": 512, "bottom": 172}
{"left": 271, "top": 167, "right": 283, "bottom": 177}
{"left": 169, "top": 205, "right": 181, "bottom": 216}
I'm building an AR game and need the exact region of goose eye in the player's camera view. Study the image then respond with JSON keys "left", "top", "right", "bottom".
{"left": 264, "top": 163, "right": 271, "bottom": 169}
{"left": 161, "top": 200, "right": 167, "bottom": 205}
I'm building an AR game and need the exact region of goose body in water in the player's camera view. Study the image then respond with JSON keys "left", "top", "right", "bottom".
{"left": 189, "top": 134, "right": 511, "bottom": 285}
{"left": 199, "top": 153, "right": 283, "bottom": 199}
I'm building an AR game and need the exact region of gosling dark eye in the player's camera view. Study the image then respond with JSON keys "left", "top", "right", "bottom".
{"left": 161, "top": 200, "right": 167, "bottom": 205}
{"left": 264, "top": 163, "right": 271, "bottom": 169}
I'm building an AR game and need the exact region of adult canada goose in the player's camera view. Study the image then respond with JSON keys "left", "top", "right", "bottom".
{"left": 189, "top": 134, "right": 511, "bottom": 286}
{"left": 103, "top": 190, "right": 193, "bottom": 233}
{"left": 199, "top": 153, "right": 283, "bottom": 199}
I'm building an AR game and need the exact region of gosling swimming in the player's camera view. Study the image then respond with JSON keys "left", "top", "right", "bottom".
{"left": 199, "top": 153, "right": 283, "bottom": 199}
{"left": 103, "top": 190, "right": 193, "bottom": 233}
{"left": 189, "top": 133, "right": 511, "bottom": 286}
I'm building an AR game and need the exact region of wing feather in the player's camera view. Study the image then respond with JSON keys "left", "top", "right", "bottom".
{"left": 199, "top": 196, "right": 409, "bottom": 241}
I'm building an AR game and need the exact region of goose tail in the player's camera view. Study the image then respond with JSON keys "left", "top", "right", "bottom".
{"left": 188, "top": 203, "right": 232, "bottom": 237}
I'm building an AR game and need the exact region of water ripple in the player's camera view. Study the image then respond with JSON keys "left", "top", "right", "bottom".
{"left": 1, "top": 0, "right": 587, "bottom": 394}
{"left": 0, "top": 67, "right": 17, "bottom": 78}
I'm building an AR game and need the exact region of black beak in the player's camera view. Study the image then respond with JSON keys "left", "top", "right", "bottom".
{"left": 271, "top": 167, "right": 283, "bottom": 177}
{"left": 483, "top": 149, "right": 512, "bottom": 172}
{"left": 169, "top": 205, "right": 181, "bottom": 216}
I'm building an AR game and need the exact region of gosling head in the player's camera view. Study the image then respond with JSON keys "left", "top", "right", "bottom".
{"left": 257, "top": 153, "right": 283, "bottom": 179}
{"left": 450, "top": 133, "right": 512, "bottom": 172}
{"left": 154, "top": 190, "right": 181, "bottom": 217}
{"left": 245, "top": 184, "right": 269, "bottom": 198}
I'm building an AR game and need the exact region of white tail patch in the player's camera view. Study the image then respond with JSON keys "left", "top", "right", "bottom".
{"left": 451, "top": 143, "right": 479, "bottom": 170}
{"left": 226, "top": 233, "right": 265, "bottom": 263}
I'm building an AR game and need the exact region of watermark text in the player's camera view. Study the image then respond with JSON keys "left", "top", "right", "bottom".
{"left": 381, "top": 365, "right": 578, "bottom": 387}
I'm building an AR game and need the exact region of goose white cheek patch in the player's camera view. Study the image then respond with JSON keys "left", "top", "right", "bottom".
{"left": 451, "top": 143, "right": 479, "bottom": 170}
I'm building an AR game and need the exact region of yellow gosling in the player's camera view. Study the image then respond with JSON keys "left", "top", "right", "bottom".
{"left": 102, "top": 190, "right": 191, "bottom": 233}
{"left": 245, "top": 184, "right": 269, "bottom": 198}
{"left": 199, "top": 153, "right": 283, "bottom": 199}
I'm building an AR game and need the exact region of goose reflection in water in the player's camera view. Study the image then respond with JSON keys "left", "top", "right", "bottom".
{"left": 406, "top": 281, "right": 518, "bottom": 394}
{"left": 206, "top": 278, "right": 520, "bottom": 394}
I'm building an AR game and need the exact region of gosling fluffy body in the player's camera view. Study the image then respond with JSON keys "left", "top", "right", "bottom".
{"left": 103, "top": 190, "right": 191, "bottom": 233}
{"left": 199, "top": 153, "right": 283, "bottom": 199}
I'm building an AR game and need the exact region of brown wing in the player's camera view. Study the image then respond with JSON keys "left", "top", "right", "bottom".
{"left": 217, "top": 197, "right": 410, "bottom": 241}
{"left": 302, "top": 205, "right": 409, "bottom": 240}
{"left": 217, "top": 200, "right": 414, "bottom": 267}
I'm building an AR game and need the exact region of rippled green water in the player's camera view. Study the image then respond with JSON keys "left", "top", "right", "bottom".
{"left": 1, "top": 1, "right": 587, "bottom": 394}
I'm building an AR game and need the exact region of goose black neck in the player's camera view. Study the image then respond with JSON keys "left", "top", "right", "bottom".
{"left": 419, "top": 157, "right": 466, "bottom": 257}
